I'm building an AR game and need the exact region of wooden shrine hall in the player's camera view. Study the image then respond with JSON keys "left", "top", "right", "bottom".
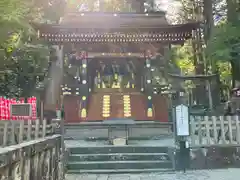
{"left": 32, "top": 11, "right": 199, "bottom": 123}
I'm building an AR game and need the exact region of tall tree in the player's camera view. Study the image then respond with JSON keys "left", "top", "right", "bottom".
{"left": 206, "top": 0, "right": 240, "bottom": 89}
{"left": 0, "top": 0, "right": 64, "bottom": 97}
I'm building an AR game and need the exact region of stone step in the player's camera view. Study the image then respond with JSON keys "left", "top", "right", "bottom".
{"left": 69, "top": 146, "right": 169, "bottom": 154}
{"left": 67, "top": 160, "right": 172, "bottom": 170}
{"left": 83, "top": 135, "right": 171, "bottom": 141}
{"left": 68, "top": 153, "right": 170, "bottom": 161}
{"left": 67, "top": 168, "right": 175, "bottom": 174}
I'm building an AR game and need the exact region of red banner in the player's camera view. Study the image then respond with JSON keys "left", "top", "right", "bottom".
{"left": 0, "top": 97, "right": 37, "bottom": 120}
{"left": 28, "top": 96, "right": 37, "bottom": 120}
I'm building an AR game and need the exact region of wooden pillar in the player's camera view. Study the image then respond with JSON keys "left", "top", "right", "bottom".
{"left": 80, "top": 52, "right": 88, "bottom": 119}
{"left": 144, "top": 50, "right": 153, "bottom": 118}
{"left": 163, "top": 45, "right": 170, "bottom": 68}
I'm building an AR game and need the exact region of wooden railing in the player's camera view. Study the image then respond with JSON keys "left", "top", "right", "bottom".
{"left": 190, "top": 115, "right": 240, "bottom": 147}
{"left": 0, "top": 135, "right": 62, "bottom": 180}
{"left": 0, "top": 119, "right": 55, "bottom": 147}
{"left": 64, "top": 116, "right": 240, "bottom": 148}
{"left": 0, "top": 119, "right": 63, "bottom": 180}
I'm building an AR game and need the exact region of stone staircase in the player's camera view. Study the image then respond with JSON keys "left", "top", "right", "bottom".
{"left": 67, "top": 146, "right": 174, "bottom": 174}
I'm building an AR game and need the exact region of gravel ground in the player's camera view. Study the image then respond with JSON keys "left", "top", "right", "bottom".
{"left": 66, "top": 169, "right": 239, "bottom": 180}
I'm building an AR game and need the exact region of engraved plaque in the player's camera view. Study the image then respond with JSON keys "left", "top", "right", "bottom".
{"left": 10, "top": 104, "right": 32, "bottom": 117}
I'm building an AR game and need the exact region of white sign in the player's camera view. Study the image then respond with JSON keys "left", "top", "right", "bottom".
{"left": 56, "top": 110, "right": 61, "bottom": 119}
{"left": 175, "top": 104, "right": 189, "bottom": 136}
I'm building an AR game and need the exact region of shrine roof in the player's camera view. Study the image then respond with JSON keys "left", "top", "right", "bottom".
{"left": 32, "top": 12, "right": 199, "bottom": 44}
{"left": 60, "top": 12, "right": 168, "bottom": 28}
{"left": 32, "top": 12, "right": 199, "bottom": 31}
{"left": 33, "top": 22, "right": 199, "bottom": 34}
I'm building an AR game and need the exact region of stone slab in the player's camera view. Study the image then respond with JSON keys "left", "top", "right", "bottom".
{"left": 66, "top": 169, "right": 240, "bottom": 180}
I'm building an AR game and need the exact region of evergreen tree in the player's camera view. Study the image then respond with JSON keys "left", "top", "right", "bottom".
{"left": 0, "top": 0, "right": 65, "bottom": 98}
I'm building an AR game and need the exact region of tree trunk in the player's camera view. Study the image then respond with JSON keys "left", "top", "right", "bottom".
{"left": 227, "top": 0, "right": 239, "bottom": 88}
{"left": 230, "top": 60, "right": 237, "bottom": 89}
{"left": 203, "top": 0, "right": 214, "bottom": 44}
{"left": 227, "top": 0, "right": 238, "bottom": 24}
{"left": 192, "top": 1, "right": 206, "bottom": 105}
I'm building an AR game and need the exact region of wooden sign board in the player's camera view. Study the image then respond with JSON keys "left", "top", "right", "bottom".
{"left": 175, "top": 104, "right": 189, "bottom": 136}
{"left": 10, "top": 104, "right": 32, "bottom": 117}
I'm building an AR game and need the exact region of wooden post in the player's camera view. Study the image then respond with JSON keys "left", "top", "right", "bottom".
{"left": 219, "top": 116, "right": 226, "bottom": 144}
{"left": 51, "top": 147, "right": 57, "bottom": 180}
{"left": 19, "top": 150, "right": 25, "bottom": 180}
{"left": 197, "top": 116, "right": 203, "bottom": 145}
{"left": 45, "top": 150, "right": 51, "bottom": 179}
{"left": 204, "top": 116, "right": 211, "bottom": 145}
{"left": 19, "top": 120, "right": 24, "bottom": 143}
{"left": 227, "top": 116, "right": 233, "bottom": 143}
{"left": 50, "top": 148, "right": 55, "bottom": 180}
{"left": 33, "top": 152, "right": 39, "bottom": 179}
{"left": 235, "top": 115, "right": 240, "bottom": 144}
{"left": 38, "top": 148, "right": 45, "bottom": 179}
{"left": 3, "top": 121, "right": 9, "bottom": 147}
{"left": 190, "top": 116, "right": 196, "bottom": 146}
{"left": 42, "top": 119, "right": 46, "bottom": 138}
{"left": 24, "top": 157, "right": 31, "bottom": 180}
{"left": 10, "top": 120, "right": 16, "bottom": 145}
{"left": 212, "top": 116, "right": 218, "bottom": 144}
{"left": 27, "top": 120, "right": 32, "bottom": 141}
{"left": 35, "top": 119, "right": 40, "bottom": 139}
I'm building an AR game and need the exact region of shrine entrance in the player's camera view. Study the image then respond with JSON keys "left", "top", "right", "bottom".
{"left": 89, "top": 57, "right": 140, "bottom": 91}
{"left": 34, "top": 12, "right": 199, "bottom": 122}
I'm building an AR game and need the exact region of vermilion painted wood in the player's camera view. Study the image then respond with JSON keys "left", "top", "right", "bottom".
{"left": 63, "top": 93, "right": 169, "bottom": 123}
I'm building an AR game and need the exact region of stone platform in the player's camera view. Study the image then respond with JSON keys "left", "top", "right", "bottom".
{"left": 66, "top": 169, "right": 240, "bottom": 180}
{"left": 65, "top": 137, "right": 240, "bottom": 171}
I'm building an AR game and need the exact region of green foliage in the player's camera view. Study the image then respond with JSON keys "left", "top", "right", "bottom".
{"left": 170, "top": 42, "right": 195, "bottom": 75}
{"left": 206, "top": 21, "right": 240, "bottom": 62}
{"left": 0, "top": 0, "right": 63, "bottom": 98}
{"left": 205, "top": 18, "right": 240, "bottom": 85}
{"left": 217, "top": 61, "right": 231, "bottom": 84}
{"left": 172, "top": 0, "right": 240, "bottom": 89}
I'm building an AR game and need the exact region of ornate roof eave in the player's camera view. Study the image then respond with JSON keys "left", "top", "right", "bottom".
{"left": 31, "top": 22, "right": 200, "bottom": 33}
{"left": 31, "top": 16, "right": 200, "bottom": 44}
{"left": 63, "top": 11, "right": 166, "bottom": 18}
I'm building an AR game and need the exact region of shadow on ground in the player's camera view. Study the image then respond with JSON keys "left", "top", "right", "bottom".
{"left": 190, "top": 147, "right": 240, "bottom": 169}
